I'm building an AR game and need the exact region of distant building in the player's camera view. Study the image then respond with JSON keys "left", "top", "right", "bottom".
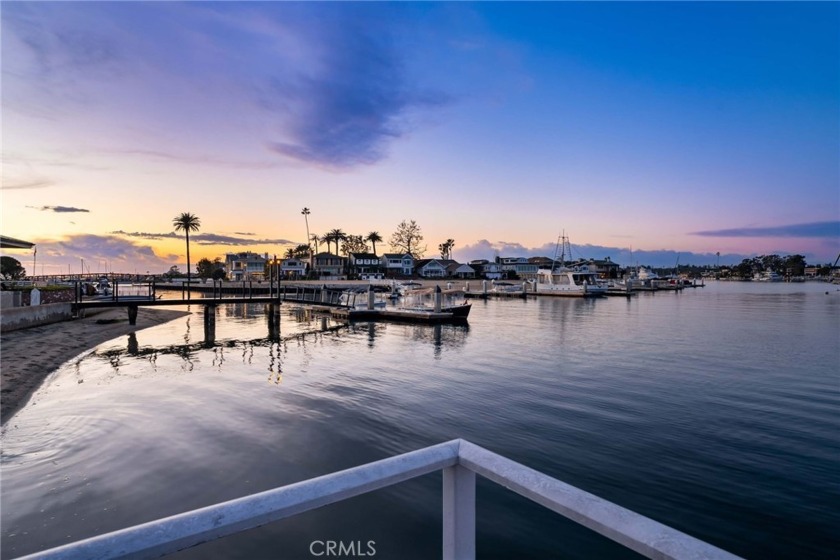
{"left": 414, "top": 259, "right": 448, "bottom": 278}
{"left": 225, "top": 252, "right": 267, "bottom": 281}
{"left": 349, "top": 253, "right": 384, "bottom": 279}
{"left": 313, "top": 253, "right": 345, "bottom": 278}
{"left": 497, "top": 257, "right": 538, "bottom": 279}
{"left": 470, "top": 260, "right": 502, "bottom": 280}
{"left": 446, "top": 262, "right": 476, "bottom": 279}
{"left": 280, "top": 258, "right": 308, "bottom": 279}
{"left": 381, "top": 253, "right": 414, "bottom": 277}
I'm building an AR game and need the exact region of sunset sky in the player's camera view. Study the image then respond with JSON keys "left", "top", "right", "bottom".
{"left": 2, "top": 1, "right": 838, "bottom": 275}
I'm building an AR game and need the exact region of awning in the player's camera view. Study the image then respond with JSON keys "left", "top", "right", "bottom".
{"left": 0, "top": 235, "right": 35, "bottom": 249}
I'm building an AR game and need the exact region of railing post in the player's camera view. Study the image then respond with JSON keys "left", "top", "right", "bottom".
{"left": 443, "top": 465, "right": 476, "bottom": 560}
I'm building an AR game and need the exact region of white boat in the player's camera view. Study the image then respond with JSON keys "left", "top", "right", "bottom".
{"left": 754, "top": 271, "right": 783, "bottom": 282}
{"left": 535, "top": 232, "right": 607, "bottom": 297}
{"left": 534, "top": 266, "right": 607, "bottom": 297}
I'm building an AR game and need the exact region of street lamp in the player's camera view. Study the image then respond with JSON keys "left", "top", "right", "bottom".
{"left": 301, "top": 207, "right": 312, "bottom": 274}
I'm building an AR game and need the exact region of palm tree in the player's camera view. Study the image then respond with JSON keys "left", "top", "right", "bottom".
{"left": 310, "top": 234, "right": 320, "bottom": 255}
{"left": 326, "top": 229, "right": 346, "bottom": 255}
{"left": 366, "top": 231, "right": 383, "bottom": 255}
{"left": 172, "top": 212, "right": 201, "bottom": 298}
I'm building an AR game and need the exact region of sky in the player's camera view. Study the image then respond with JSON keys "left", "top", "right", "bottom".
{"left": 2, "top": 1, "right": 838, "bottom": 275}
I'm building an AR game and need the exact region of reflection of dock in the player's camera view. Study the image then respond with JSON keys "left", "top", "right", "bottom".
{"left": 330, "top": 307, "right": 468, "bottom": 324}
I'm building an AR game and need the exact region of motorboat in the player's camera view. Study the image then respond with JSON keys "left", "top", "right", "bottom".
{"left": 534, "top": 266, "right": 607, "bottom": 297}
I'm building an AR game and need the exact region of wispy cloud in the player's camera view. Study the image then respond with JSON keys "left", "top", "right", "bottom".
{"left": 28, "top": 205, "right": 90, "bottom": 213}
{"left": 691, "top": 221, "right": 840, "bottom": 238}
{"left": 2, "top": 180, "right": 54, "bottom": 190}
{"left": 105, "top": 149, "right": 280, "bottom": 170}
{"left": 111, "top": 230, "right": 295, "bottom": 246}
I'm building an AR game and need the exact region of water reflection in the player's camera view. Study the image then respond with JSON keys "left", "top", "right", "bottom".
{"left": 348, "top": 321, "right": 471, "bottom": 358}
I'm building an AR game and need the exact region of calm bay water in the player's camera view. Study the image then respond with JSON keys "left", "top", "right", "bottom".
{"left": 2, "top": 282, "right": 838, "bottom": 559}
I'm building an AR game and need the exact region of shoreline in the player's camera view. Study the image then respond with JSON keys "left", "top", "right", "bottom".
{"left": 0, "top": 307, "right": 190, "bottom": 426}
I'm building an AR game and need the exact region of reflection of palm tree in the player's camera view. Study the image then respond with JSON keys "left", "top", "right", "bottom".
{"left": 172, "top": 212, "right": 201, "bottom": 298}
{"left": 366, "top": 231, "right": 383, "bottom": 255}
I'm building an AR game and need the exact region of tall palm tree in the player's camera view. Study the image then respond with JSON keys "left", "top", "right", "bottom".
{"left": 172, "top": 212, "right": 201, "bottom": 298}
{"left": 310, "top": 234, "right": 320, "bottom": 255}
{"left": 366, "top": 231, "right": 383, "bottom": 255}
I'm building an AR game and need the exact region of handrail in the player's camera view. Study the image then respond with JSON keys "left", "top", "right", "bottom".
{"left": 16, "top": 440, "right": 742, "bottom": 560}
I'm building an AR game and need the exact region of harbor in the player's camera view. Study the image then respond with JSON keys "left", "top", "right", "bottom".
{"left": 2, "top": 281, "right": 837, "bottom": 559}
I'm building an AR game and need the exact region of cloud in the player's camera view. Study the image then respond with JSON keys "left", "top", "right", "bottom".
{"left": 260, "top": 14, "right": 451, "bottom": 169}
{"left": 2, "top": 180, "right": 54, "bottom": 190}
{"left": 233, "top": 231, "right": 255, "bottom": 236}
{"left": 691, "top": 221, "right": 840, "bottom": 238}
{"left": 28, "top": 205, "right": 90, "bottom": 213}
{"left": 110, "top": 230, "right": 180, "bottom": 241}
{"left": 33, "top": 234, "right": 176, "bottom": 273}
{"left": 111, "top": 230, "right": 295, "bottom": 246}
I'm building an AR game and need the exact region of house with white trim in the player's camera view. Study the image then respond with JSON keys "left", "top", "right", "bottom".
{"left": 381, "top": 253, "right": 414, "bottom": 277}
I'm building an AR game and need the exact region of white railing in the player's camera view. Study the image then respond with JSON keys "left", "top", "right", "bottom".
{"left": 17, "top": 439, "right": 742, "bottom": 560}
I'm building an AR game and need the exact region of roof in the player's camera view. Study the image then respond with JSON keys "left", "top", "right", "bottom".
{"left": 382, "top": 253, "right": 412, "bottom": 259}
{"left": 349, "top": 252, "right": 379, "bottom": 259}
{"left": 0, "top": 235, "right": 35, "bottom": 249}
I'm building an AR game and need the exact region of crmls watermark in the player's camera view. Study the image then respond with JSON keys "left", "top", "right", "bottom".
{"left": 309, "top": 540, "right": 376, "bottom": 557}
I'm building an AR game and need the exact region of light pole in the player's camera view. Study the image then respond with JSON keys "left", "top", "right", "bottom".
{"left": 301, "top": 207, "right": 312, "bottom": 274}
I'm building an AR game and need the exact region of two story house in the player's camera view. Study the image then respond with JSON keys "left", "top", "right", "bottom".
{"left": 225, "top": 252, "right": 267, "bottom": 281}
{"left": 381, "top": 253, "right": 414, "bottom": 278}
{"left": 349, "top": 253, "right": 384, "bottom": 279}
{"left": 312, "top": 253, "right": 345, "bottom": 278}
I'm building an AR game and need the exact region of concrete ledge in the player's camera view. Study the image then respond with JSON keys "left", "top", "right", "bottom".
{"left": 0, "top": 303, "right": 73, "bottom": 333}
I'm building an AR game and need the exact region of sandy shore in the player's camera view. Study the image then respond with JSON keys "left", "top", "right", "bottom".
{"left": 0, "top": 307, "right": 190, "bottom": 425}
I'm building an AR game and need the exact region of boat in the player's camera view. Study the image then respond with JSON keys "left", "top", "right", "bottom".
{"left": 399, "top": 287, "right": 472, "bottom": 317}
{"left": 339, "top": 289, "right": 387, "bottom": 309}
{"left": 754, "top": 271, "right": 783, "bottom": 282}
{"left": 534, "top": 232, "right": 607, "bottom": 297}
{"left": 534, "top": 267, "right": 607, "bottom": 297}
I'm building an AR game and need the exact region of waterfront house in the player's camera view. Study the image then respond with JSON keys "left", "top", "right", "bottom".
{"left": 498, "top": 257, "right": 539, "bottom": 280}
{"left": 313, "top": 253, "right": 345, "bottom": 278}
{"left": 381, "top": 253, "right": 414, "bottom": 278}
{"left": 567, "top": 257, "right": 621, "bottom": 279}
{"left": 470, "top": 260, "right": 503, "bottom": 280}
{"left": 280, "top": 258, "right": 307, "bottom": 279}
{"left": 446, "top": 262, "right": 476, "bottom": 279}
{"left": 349, "top": 253, "right": 384, "bottom": 279}
{"left": 225, "top": 252, "right": 267, "bottom": 281}
{"left": 414, "top": 259, "right": 448, "bottom": 278}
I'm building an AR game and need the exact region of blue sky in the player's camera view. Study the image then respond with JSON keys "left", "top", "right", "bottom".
{"left": 2, "top": 1, "right": 838, "bottom": 274}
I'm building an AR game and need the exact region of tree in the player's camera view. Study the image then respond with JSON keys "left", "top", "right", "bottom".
{"left": 783, "top": 254, "right": 806, "bottom": 277}
{"left": 284, "top": 248, "right": 296, "bottom": 259}
{"left": 341, "top": 235, "right": 368, "bottom": 256}
{"left": 196, "top": 257, "right": 221, "bottom": 279}
{"left": 326, "top": 229, "right": 347, "bottom": 255}
{"left": 389, "top": 220, "right": 426, "bottom": 257}
{"left": 366, "top": 231, "right": 383, "bottom": 255}
{"left": 310, "top": 234, "right": 320, "bottom": 255}
{"left": 1, "top": 256, "right": 26, "bottom": 280}
{"left": 172, "top": 212, "right": 201, "bottom": 296}
{"left": 439, "top": 239, "right": 455, "bottom": 260}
